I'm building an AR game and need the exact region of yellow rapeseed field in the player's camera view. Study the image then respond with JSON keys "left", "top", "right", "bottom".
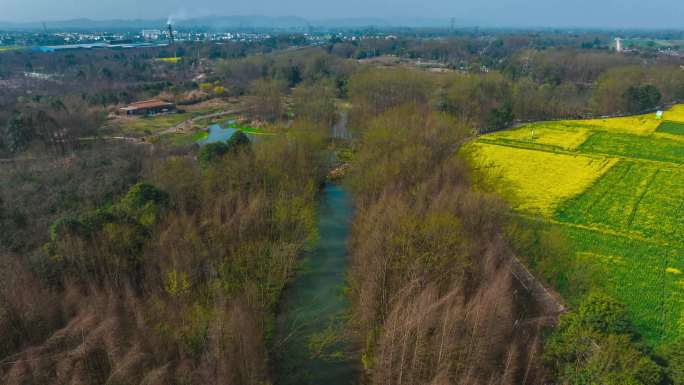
{"left": 664, "top": 104, "right": 684, "bottom": 123}
{"left": 575, "top": 114, "right": 661, "bottom": 135}
{"left": 468, "top": 142, "right": 617, "bottom": 215}
{"left": 485, "top": 124, "right": 592, "bottom": 150}
{"left": 470, "top": 104, "right": 684, "bottom": 345}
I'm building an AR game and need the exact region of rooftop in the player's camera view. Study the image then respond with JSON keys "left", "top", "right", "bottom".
{"left": 120, "top": 99, "right": 174, "bottom": 111}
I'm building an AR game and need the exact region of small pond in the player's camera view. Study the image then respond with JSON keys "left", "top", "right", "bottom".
{"left": 198, "top": 120, "right": 258, "bottom": 145}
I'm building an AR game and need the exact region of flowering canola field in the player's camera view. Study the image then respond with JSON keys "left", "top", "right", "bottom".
{"left": 470, "top": 104, "right": 684, "bottom": 345}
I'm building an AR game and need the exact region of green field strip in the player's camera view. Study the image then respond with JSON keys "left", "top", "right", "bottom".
{"left": 657, "top": 120, "right": 684, "bottom": 136}
{"left": 516, "top": 214, "right": 684, "bottom": 344}
{"left": 583, "top": 162, "right": 634, "bottom": 215}
{"left": 627, "top": 169, "right": 659, "bottom": 227}
{"left": 516, "top": 212, "right": 676, "bottom": 248}
{"left": 579, "top": 131, "right": 684, "bottom": 165}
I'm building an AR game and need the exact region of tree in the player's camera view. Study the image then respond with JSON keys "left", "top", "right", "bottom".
{"left": 198, "top": 132, "right": 251, "bottom": 165}
{"left": 246, "top": 79, "right": 285, "bottom": 122}
{"left": 347, "top": 68, "right": 434, "bottom": 127}
{"left": 198, "top": 142, "right": 230, "bottom": 165}
{"left": 444, "top": 72, "right": 511, "bottom": 130}
{"left": 545, "top": 292, "right": 661, "bottom": 385}
{"left": 484, "top": 101, "right": 514, "bottom": 133}
{"left": 624, "top": 84, "right": 661, "bottom": 113}
{"left": 293, "top": 80, "right": 337, "bottom": 129}
{"left": 3, "top": 111, "right": 33, "bottom": 153}
{"left": 226, "top": 131, "right": 251, "bottom": 152}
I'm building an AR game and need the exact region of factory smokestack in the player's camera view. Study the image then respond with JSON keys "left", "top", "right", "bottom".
{"left": 167, "top": 22, "right": 175, "bottom": 45}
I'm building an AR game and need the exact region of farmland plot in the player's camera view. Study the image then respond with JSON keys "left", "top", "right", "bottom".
{"left": 579, "top": 131, "right": 684, "bottom": 165}
{"left": 657, "top": 121, "right": 684, "bottom": 136}
{"left": 467, "top": 142, "right": 616, "bottom": 215}
{"left": 471, "top": 104, "right": 684, "bottom": 345}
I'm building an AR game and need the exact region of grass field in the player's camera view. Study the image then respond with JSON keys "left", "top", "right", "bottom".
{"left": 469, "top": 104, "right": 684, "bottom": 345}
{"left": 115, "top": 112, "right": 194, "bottom": 136}
{"left": 658, "top": 121, "right": 684, "bottom": 136}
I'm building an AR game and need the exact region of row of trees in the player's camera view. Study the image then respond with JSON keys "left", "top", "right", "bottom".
{"left": 344, "top": 65, "right": 683, "bottom": 135}
{"left": 345, "top": 81, "right": 546, "bottom": 384}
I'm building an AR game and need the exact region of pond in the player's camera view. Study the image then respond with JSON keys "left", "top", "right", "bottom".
{"left": 274, "top": 183, "right": 359, "bottom": 385}
{"left": 198, "top": 122, "right": 238, "bottom": 145}
{"left": 197, "top": 120, "right": 262, "bottom": 145}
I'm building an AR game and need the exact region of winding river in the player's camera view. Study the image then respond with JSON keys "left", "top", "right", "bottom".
{"left": 275, "top": 183, "right": 359, "bottom": 385}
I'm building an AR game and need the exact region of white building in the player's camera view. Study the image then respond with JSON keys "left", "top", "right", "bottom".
{"left": 615, "top": 38, "right": 623, "bottom": 52}
{"left": 142, "top": 30, "right": 162, "bottom": 40}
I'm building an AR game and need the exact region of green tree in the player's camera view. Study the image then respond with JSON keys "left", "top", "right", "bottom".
{"left": 198, "top": 132, "right": 251, "bottom": 165}
{"left": 484, "top": 101, "right": 514, "bottom": 133}
{"left": 3, "top": 111, "right": 33, "bottom": 153}
{"left": 545, "top": 293, "right": 661, "bottom": 385}
{"left": 624, "top": 84, "right": 661, "bottom": 113}
{"left": 226, "top": 131, "right": 251, "bottom": 152}
{"left": 198, "top": 142, "right": 230, "bottom": 165}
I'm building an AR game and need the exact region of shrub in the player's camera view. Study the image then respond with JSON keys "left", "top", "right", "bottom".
{"left": 121, "top": 182, "right": 170, "bottom": 210}
{"left": 198, "top": 141, "right": 230, "bottom": 164}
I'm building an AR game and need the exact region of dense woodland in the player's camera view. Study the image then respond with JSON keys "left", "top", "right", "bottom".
{"left": 1, "top": 31, "right": 684, "bottom": 384}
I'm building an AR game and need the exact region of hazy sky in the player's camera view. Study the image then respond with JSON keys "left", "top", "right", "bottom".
{"left": 2, "top": 0, "right": 683, "bottom": 28}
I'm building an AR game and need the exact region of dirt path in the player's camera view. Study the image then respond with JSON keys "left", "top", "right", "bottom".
{"left": 510, "top": 256, "right": 567, "bottom": 324}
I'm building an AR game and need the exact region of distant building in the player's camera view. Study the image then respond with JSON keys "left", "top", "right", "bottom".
{"left": 119, "top": 99, "right": 176, "bottom": 116}
{"left": 615, "top": 38, "right": 623, "bottom": 52}
{"left": 142, "top": 30, "right": 162, "bottom": 40}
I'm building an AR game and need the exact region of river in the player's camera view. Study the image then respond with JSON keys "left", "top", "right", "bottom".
{"left": 274, "top": 183, "right": 359, "bottom": 385}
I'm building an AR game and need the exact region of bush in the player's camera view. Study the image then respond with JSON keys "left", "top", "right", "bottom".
{"left": 198, "top": 141, "right": 230, "bottom": 164}
{"left": 545, "top": 293, "right": 661, "bottom": 385}
{"left": 121, "top": 182, "right": 170, "bottom": 210}
{"left": 226, "top": 131, "right": 250, "bottom": 151}
{"left": 198, "top": 132, "right": 251, "bottom": 165}
{"left": 578, "top": 291, "right": 631, "bottom": 335}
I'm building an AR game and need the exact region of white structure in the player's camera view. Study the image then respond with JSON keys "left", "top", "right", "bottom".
{"left": 142, "top": 30, "right": 162, "bottom": 40}
{"left": 615, "top": 38, "right": 623, "bottom": 52}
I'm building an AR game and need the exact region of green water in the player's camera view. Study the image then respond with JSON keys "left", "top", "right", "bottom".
{"left": 274, "top": 183, "right": 359, "bottom": 385}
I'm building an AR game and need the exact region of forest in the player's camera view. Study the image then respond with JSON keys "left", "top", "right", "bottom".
{"left": 1, "top": 29, "right": 684, "bottom": 385}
